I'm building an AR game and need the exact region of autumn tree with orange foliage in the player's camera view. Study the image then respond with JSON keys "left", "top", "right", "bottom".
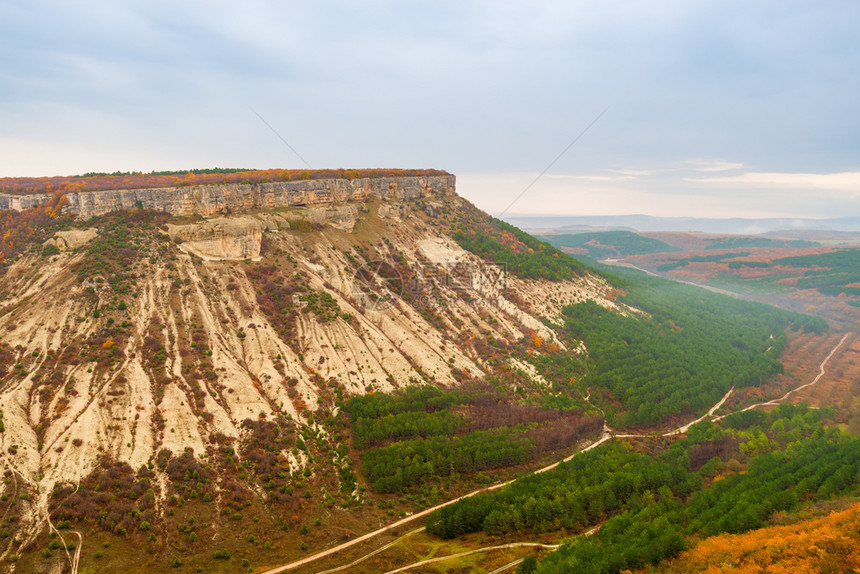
{"left": 0, "top": 190, "right": 68, "bottom": 264}
{"left": 653, "top": 503, "right": 860, "bottom": 573}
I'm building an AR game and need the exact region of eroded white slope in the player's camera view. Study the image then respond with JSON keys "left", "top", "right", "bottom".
{"left": 0, "top": 197, "right": 616, "bottom": 548}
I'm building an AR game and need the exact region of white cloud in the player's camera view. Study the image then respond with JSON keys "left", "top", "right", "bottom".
{"left": 688, "top": 170, "right": 860, "bottom": 192}
{"left": 613, "top": 168, "right": 659, "bottom": 177}
{"left": 686, "top": 159, "right": 745, "bottom": 172}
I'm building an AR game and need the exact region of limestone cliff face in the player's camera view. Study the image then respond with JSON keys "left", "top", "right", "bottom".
{"left": 0, "top": 175, "right": 455, "bottom": 217}
{"left": 0, "top": 194, "right": 49, "bottom": 211}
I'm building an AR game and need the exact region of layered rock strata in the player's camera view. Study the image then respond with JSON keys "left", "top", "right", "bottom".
{"left": 0, "top": 175, "right": 455, "bottom": 218}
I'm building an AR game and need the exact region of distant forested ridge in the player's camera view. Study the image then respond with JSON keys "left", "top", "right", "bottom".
{"left": 656, "top": 251, "right": 750, "bottom": 272}
{"left": 704, "top": 236, "right": 820, "bottom": 250}
{"left": 538, "top": 231, "right": 680, "bottom": 258}
{"left": 774, "top": 248, "right": 860, "bottom": 296}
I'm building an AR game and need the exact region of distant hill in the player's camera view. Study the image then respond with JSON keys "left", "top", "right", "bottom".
{"left": 536, "top": 230, "right": 821, "bottom": 260}
{"left": 506, "top": 214, "right": 860, "bottom": 235}
{"left": 537, "top": 230, "right": 680, "bottom": 258}
{"left": 763, "top": 228, "right": 860, "bottom": 246}
{"left": 703, "top": 236, "right": 820, "bottom": 250}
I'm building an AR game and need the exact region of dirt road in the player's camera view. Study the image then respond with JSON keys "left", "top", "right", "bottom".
{"left": 380, "top": 542, "right": 560, "bottom": 574}
{"left": 259, "top": 436, "right": 608, "bottom": 573}
{"left": 261, "top": 333, "right": 849, "bottom": 574}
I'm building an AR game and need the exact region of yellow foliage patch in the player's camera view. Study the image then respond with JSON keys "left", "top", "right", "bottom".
{"left": 653, "top": 503, "right": 860, "bottom": 573}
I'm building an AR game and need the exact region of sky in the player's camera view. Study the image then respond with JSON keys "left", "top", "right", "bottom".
{"left": 1, "top": 0, "right": 859, "bottom": 219}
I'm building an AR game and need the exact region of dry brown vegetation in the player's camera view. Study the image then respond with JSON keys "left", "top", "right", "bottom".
{"left": 723, "top": 330, "right": 840, "bottom": 412}
{"left": 723, "top": 330, "right": 860, "bottom": 434}
{"left": 787, "top": 333, "right": 860, "bottom": 434}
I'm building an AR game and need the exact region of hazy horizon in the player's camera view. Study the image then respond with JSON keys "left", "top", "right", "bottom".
{"left": 502, "top": 212, "right": 860, "bottom": 235}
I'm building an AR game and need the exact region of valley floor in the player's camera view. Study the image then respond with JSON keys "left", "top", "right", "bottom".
{"left": 262, "top": 329, "right": 856, "bottom": 574}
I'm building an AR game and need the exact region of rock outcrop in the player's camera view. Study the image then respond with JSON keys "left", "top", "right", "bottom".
{"left": 378, "top": 203, "right": 402, "bottom": 219}
{"left": 301, "top": 205, "right": 360, "bottom": 232}
{"left": 165, "top": 204, "right": 370, "bottom": 259}
{"left": 167, "top": 217, "right": 264, "bottom": 260}
{"left": 43, "top": 227, "right": 98, "bottom": 251}
{"left": 0, "top": 175, "right": 455, "bottom": 218}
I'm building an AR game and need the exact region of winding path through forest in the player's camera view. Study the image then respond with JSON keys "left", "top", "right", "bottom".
{"left": 261, "top": 332, "right": 849, "bottom": 574}
{"left": 666, "top": 385, "right": 735, "bottom": 435}
{"left": 487, "top": 558, "right": 527, "bottom": 574}
{"left": 379, "top": 542, "right": 560, "bottom": 574}
{"left": 312, "top": 528, "right": 425, "bottom": 574}
{"left": 260, "top": 434, "right": 611, "bottom": 574}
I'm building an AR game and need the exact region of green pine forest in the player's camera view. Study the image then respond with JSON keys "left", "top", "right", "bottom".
{"left": 557, "top": 267, "right": 826, "bottom": 427}
{"left": 348, "top": 231, "right": 829, "bottom": 495}
{"left": 428, "top": 405, "right": 859, "bottom": 574}
{"left": 537, "top": 230, "right": 680, "bottom": 258}
{"left": 344, "top": 224, "right": 848, "bottom": 574}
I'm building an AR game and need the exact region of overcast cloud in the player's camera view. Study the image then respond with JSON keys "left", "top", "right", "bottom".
{"left": 1, "top": 0, "right": 858, "bottom": 218}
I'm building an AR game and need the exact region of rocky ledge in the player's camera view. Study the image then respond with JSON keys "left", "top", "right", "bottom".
{"left": 0, "top": 175, "right": 455, "bottom": 218}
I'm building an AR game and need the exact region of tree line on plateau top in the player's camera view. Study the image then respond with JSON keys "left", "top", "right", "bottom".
{"left": 0, "top": 168, "right": 449, "bottom": 196}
